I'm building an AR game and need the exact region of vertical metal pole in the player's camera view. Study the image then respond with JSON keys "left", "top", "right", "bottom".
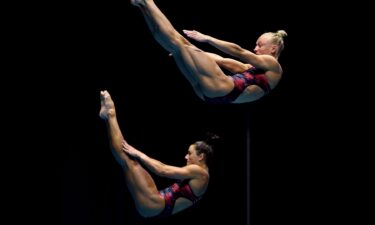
{"left": 246, "top": 115, "right": 251, "bottom": 225}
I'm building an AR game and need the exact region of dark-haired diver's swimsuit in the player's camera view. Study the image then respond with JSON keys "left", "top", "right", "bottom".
{"left": 156, "top": 179, "right": 201, "bottom": 218}
{"left": 203, "top": 67, "right": 271, "bottom": 104}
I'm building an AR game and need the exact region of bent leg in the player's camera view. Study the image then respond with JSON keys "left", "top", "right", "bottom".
{"left": 132, "top": 0, "right": 234, "bottom": 98}
{"left": 99, "top": 91, "right": 164, "bottom": 217}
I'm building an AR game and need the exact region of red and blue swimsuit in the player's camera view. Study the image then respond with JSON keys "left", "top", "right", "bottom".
{"left": 204, "top": 67, "right": 271, "bottom": 104}
{"left": 157, "top": 179, "right": 201, "bottom": 217}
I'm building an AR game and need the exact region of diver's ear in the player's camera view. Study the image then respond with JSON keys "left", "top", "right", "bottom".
{"left": 271, "top": 44, "right": 277, "bottom": 55}
{"left": 198, "top": 153, "right": 204, "bottom": 161}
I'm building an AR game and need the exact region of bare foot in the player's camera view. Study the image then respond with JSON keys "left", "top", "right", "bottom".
{"left": 99, "top": 90, "right": 116, "bottom": 120}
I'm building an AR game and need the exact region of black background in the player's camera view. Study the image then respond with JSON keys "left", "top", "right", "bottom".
{"left": 6, "top": 1, "right": 354, "bottom": 225}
